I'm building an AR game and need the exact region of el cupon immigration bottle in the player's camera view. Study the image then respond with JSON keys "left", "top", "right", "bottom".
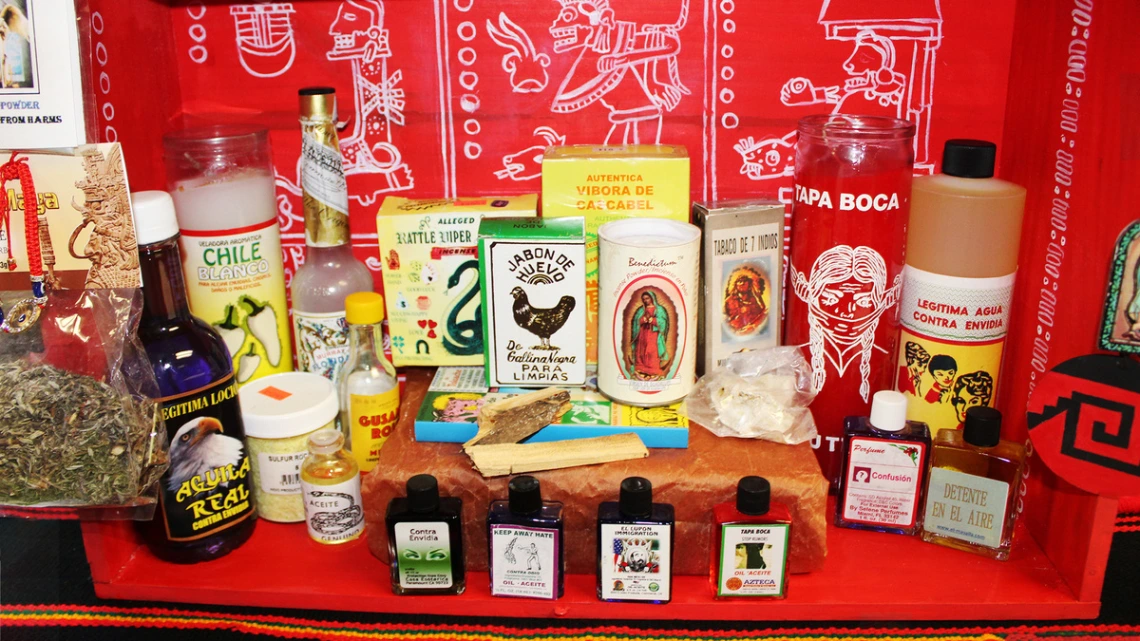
{"left": 894, "top": 140, "right": 1026, "bottom": 437}
{"left": 131, "top": 191, "right": 256, "bottom": 563}
{"left": 291, "top": 87, "right": 372, "bottom": 382}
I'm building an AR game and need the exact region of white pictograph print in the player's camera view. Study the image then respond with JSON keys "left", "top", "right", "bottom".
{"left": 486, "top": 12, "right": 550, "bottom": 93}
{"left": 186, "top": 3, "right": 209, "bottom": 65}
{"left": 230, "top": 3, "right": 296, "bottom": 78}
{"left": 790, "top": 245, "right": 901, "bottom": 402}
{"left": 495, "top": 126, "right": 565, "bottom": 182}
{"left": 275, "top": 0, "right": 413, "bottom": 212}
{"left": 736, "top": 1, "right": 943, "bottom": 179}
{"left": 548, "top": 0, "right": 690, "bottom": 144}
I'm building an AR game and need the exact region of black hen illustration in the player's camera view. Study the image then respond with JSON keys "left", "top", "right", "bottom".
{"left": 511, "top": 286, "right": 575, "bottom": 350}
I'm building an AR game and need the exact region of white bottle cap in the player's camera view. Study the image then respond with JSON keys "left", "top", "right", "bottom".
{"left": 130, "top": 190, "right": 180, "bottom": 245}
{"left": 869, "top": 390, "right": 907, "bottom": 432}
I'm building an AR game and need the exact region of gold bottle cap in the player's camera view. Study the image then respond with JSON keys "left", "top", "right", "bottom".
{"left": 299, "top": 87, "right": 336, "bottom": 121}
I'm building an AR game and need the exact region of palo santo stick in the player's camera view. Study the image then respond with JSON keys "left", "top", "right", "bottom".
{"left": 465, "top": 388, "right": 571, "bottom": 447}
{"left": 466, "top": 433, "right": 648, "bottom": 477}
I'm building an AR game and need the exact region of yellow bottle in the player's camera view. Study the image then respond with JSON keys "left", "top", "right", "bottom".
{"left": 337, "top": 292, "right": 400, "bottom": 473}
{"left": 300, "top": 429, "right": 364, "bottom": 545}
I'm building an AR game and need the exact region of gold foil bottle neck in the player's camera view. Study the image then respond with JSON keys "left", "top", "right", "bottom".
{"left": 299, "top": 86, "right": 337, "bottom": 124}
{"left": 298, "top": 86, "right": 350, "bottom": 247}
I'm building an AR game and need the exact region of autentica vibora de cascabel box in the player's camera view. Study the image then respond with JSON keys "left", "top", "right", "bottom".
{"left": 542, "top": 145, "right": 691, "bottom": 364}
{"left": 478, "top": 217, "right": 587, "bottom": 387}
{"left": 376, "top": 196, "right": 537, "bottom": 367}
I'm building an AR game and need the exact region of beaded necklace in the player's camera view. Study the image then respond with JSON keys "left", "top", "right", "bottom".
{"left": 0, "top": 152, "right": 48, "bottom": 333}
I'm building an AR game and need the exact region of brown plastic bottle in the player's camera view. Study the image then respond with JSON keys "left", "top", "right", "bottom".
{"left": 894, "top": 140, "right": 1026, "bottom": 436}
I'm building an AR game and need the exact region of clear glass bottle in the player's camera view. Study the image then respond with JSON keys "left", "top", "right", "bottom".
{"left": 836, "top": 390, "right": 932, "bottom": 535}
{"left": 300, "top": 429, "right": 365, "bottom": 545}
{"left": 385, "top": 474, "right": 466, "bottom": 595}
{"left": 337, "top": 292, "right": 399, "bottom": 474}
{"left": 487, "top": 475, "right": 564, "bottom": 600}
{"left": 291, "top": 86, "right": 372, "bottom": 382}
{"left": 131, "top": 191, "right": 257, "bottom": 564}
{"left": 597, "top": 477, "right": 674, "bottom": 604}
{"left": 711, "top": 476, "right": 792, "bottom": 599}
{"left": 921, "top": 406, "right": 1026, "bottom": 560}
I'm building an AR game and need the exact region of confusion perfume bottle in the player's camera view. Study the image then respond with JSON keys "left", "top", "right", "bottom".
{"left": 487, "top": 475, "right": 564, "bottom": 600}
{"left": 836, "top": 391, "right": 932, "bottom": 535}
{"left": 597, "top": 477, "right": 674, "bottom": 604}
{"left": 385, "top": 474, "right": 465, "bottom": 595}
{"left": 922, "top": 407, "right": 1026, "bottom": 560}
{"left": 711, "top": 477, "right": 792, "bottom": 599}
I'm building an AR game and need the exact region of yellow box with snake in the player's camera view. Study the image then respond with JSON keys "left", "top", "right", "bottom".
{"left": 376, "top": 196, "right": 537, "bottom": 367}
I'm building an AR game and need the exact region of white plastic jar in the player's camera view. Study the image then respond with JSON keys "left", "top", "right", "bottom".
{"left": 239, "top": 372, "right": 339, "bottom": 522}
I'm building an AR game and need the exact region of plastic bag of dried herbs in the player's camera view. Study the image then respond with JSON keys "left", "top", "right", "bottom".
{"left": 0, "top": 289, "right": 169, "bottom": 519}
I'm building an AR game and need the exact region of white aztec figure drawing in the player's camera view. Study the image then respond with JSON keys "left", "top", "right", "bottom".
{"left": 736, "top": 0, "right": 943, "bottom": 179}
{"left": 275, "top": 0, "right": 412, "bottom": 226}
{"left": 496, "top": 126, "right": 565, "bottom": 182}
{"left": 487, "top": 12, "right": 551, "bottom": 94}
{"left": 230, "top": 3, "right": 296, "bottom": 78}
{"left": 548, "top": 0, "right": 690, "bottom": 145}
{"left": 790, "top": 245, "right": 902, "bottom": 402}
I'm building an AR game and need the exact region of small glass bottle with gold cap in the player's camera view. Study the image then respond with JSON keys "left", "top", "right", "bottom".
{"left": 337, "top": 292, "right": 400, "bottom": 474}
{"left": 300, "top": 429, "right": 365, "bottom": 545}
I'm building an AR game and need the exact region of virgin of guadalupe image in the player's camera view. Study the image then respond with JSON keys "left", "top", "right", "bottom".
{"left": 626, "top": 291, "right": 673, "bottom": 380}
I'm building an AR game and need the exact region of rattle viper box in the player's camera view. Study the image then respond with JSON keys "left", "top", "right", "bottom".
{"left": 478, "top": 217, "right": 587, "bottom": 387}
{"left": 376, "top": 195, "right": 537, "bottom": 367}
{"left": 541, "top": 145, "right": 691, "bottom": 364}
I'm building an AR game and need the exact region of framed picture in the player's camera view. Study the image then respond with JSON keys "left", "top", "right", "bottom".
{"left": 1099, "top": 220, "right": 1140, "bottom": 353}
{"left": 0, "top": 0, "right": 37, "bottom": 93}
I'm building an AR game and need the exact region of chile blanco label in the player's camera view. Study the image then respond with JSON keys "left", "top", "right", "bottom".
{"left": 923, "top": 467, "right": 1010, "bottom": 549}
{"left": 300, "top": 475, "right": 364, "bottom": 544}
{"left": 599, "top": 523, "right": 672, "bottom": 601}
{"left": 180, "top": 220, "right": 292, "bottom": 385}
{"left": 394, "top": 522, "right": 453, "bottom": 589}
{"left": 717, "top": 523, "right": 789, "bottom": 597}
{"left": 896, "top": 266, "right": 1016, "bottom": 435}
{"left": 489, "top": 524, "right": 560, "bottom": 599}
{"left": 292, "top": 310, "right": 350, "bottom": 381}
{"left": 255, "top": 450, "right": 306, "bottom": 495}
{"left": 841, "top": 437, "right": 926, "bottom": 528}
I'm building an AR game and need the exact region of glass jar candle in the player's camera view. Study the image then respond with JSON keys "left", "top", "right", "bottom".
{"left": 239, "top": 372, "right": 339, "bottom": 522}
{"left": 784, "top": 115, "right": 915, "bottom": 484}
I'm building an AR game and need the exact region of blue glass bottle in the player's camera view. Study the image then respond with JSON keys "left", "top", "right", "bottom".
{"left": 597, "top": 477, "right": 674, "bottom": 604}
{"left": 132, "top": 191, "right": 257, "bottom": 564}
{"left": 487, "top": 476, "right": 564, "bottom": 600}
{"left": 836, "top": 390, "right": 931, "bottom": 536}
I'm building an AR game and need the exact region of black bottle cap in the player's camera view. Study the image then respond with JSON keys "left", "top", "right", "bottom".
{"left": 508, "top": 475, "right": 542, "bottom": 514}
{"left": 298, "top": 86, "right": 335, "bottom": 96}
{"left": 737, "top": 476, "right": 771, "bottom": 515}
{"left": 942, "top": 139, "right": 997, "bottom": 178}
{"left": 964, "top": 406, "right": 1003, "bottom": 448}
{"left": 619, "top": 476, "right": 652, "bottom": 518}
{"left": 407, "top": 474, "right": 440, "bottom": 513}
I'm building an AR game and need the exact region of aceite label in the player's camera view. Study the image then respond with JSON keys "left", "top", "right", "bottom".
{"left": 301, "top": 475, "right": 364, "bottom": 545}
{"left": 598, "top": 523, "right": 672, "bottom": 601}
{"left": 348, "top": 388, "right": 400, "bottom": 472}
{"left": 394, "top": 522, "right": 453, "bottom": 589}
{"left": 489, "top": 524, "right": 559, "bottom": 599}
{"left": 717, "top": 523, "right": 789, "bottom": 597}
{"left": 841, "top": 437, "right": 926, "bottom": 528}
{"left": 293, "top": 310, "right": 350, "bottom": 381}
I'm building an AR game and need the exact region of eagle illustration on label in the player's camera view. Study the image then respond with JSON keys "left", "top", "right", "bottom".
{"left": 790, "top": 244, "right": 901, "bottom": 401}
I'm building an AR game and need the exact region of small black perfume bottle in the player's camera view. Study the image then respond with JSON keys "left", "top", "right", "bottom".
{"left": 385, "top": 474, "right": 465, "bottom": 595}
{"left": 487, "top": 475, "right": 564, "bottom": 599}
{"left": 596, "top": 477, "right": 674, "bottom": 603}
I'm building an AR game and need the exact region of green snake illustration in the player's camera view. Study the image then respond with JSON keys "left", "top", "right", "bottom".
{"left": 443, "top": 259, "right": 483, "bottom": 356}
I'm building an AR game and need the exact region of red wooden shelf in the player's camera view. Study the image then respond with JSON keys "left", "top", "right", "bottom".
{"left": 83, "top": 503, "right": 1097, "bottom": 621}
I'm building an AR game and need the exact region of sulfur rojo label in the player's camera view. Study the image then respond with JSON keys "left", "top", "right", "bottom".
{"left": 895, "top": 266, "right": 1015, "bottom": 435}
{"left": 348, "top": 388, "right": 400, "bottom": 473}
{"left": 180, "top": 220, "right": 292, "bottom": 386}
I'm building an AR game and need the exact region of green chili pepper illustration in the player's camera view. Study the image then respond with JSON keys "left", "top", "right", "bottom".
{"left": 239, "top": 295, "right": 282, "bottom": 367}
{"left": 213, "top": 304, "right": 247, "bottom": 359}
{"left": 237, "top": 343, "right": 261, "bottom": 383}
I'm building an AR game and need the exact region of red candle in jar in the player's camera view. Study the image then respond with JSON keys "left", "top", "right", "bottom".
{"left": 784, "top": 115, "right": 915, "bottom": 484}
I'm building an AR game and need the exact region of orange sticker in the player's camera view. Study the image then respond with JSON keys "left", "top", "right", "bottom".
{"left": 258, "top": 385, "right": 292, "bottom": 401}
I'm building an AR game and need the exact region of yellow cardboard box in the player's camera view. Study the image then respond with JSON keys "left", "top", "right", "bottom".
{"left": 376, "top": 196, "right": 537, "bottom": 367}
{"left": 541, "top": 145, "right": 691, "bottom": 362}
